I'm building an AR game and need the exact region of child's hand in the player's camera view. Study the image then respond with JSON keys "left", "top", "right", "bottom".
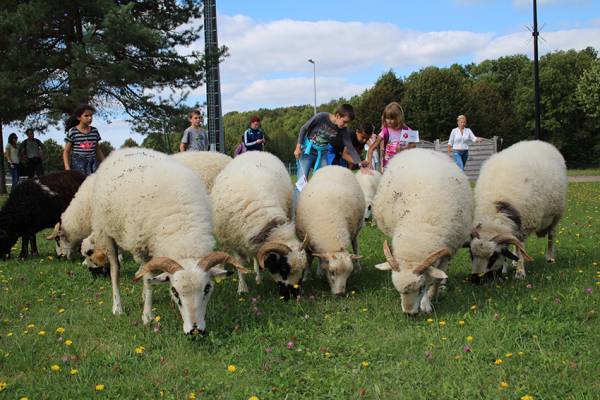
{"left": 294, "top": 145, "right": 302, "bottom": 160}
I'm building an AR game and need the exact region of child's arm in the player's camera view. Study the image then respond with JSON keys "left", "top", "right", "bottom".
{"left": 63, "top": 143, "right": 72, "bottom": 170}
{"left": 179, "top": 130, "right": 188, "bottom": 152}
{"left": 96, "top": 147, "right": 105, "bottom": 163}
{"left": 366, "top": 136, "right": 382, "bottom": 167}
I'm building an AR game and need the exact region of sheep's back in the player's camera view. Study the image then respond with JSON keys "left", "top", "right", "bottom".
{"left": 373, "top": 149, "right": 472, "bottom": 248}
{"left": 296, "top": 166, "right": 365, "bottom": 250}
{"left": 172, "top": 151, "right": 232, "bottom": 193}
{"left": 474, "top": 140, "right": 567, "bottom": 232}
{"left": 92, "top": 148, "right": 214, "bottom": 260}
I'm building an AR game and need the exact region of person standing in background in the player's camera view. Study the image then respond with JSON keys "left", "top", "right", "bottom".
{"left": 5, "top": 133, "right": 21, "bottom": 188}
{"left": 19, "top": 128, "right": 44, "bottom": 178}
{"left": 63, "top": 104, "right": 105, "bottom": 175}
{"left": 242, "top": 115, "right": 266, "bottom": 151}
{"left": 179, "top": 109, "right": 209, "bottom": 152}
{"left": 447, "top": 114, "right": 483, "bottom": 171}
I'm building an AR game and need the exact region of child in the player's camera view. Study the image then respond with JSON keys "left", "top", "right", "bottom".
{"left": 5, "top": 133, "right": 20, "bottom": 188}
{"left": 366, "top": 102, "right": 416, "bottom": 172}
{"left": 328, "top": 122, "right": 374, "bottom": 169}
{"left": 294, "top": 104, "right": 367, "bottom": 180}
{"left": 19, "top": 128, "right": 44, "bottom": 178}
{"left": 243, "top": 115, "right": 266, "bottom": 151}
{"left": 63, "top": 104, "right": 105, "bottom": 175}
{"left": 179, "top": 109, "right": 209, "bottom": 152}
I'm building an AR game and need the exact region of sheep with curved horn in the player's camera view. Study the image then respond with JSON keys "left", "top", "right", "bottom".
{"left": 373, "top": 149, "right": 472, "bottom": 315}
{"left": 295, "top": 166, "right": 366, "bottom": 296}
{"left": 89, "top": 148, "right": 245, "bottom": 335}
{"left": 470, "top": 140, "right": 566, "bottom": 281}
{"left": 211, "top": 151, "right": 309, "bottom": 299}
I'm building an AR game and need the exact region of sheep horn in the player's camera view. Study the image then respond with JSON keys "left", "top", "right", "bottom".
{"left": 133, "top": 257, "right": 184, "bottom": 282}
{"left": 299, "top": 233, "right": 309, "bottom": 251}
{"left": 198, "top": 252, "right": 250, "bottom": 273}
{"left": 351, "top": 254, "right": 363, "bottom": 260}
{"left": 415, "top": 247, "right": 452, "bottom": 274}
{"left": 490, "top": 234, "right": 533, "bottom": 262}
{"left": 382, "top": 240, "right": 400, "bottom": 271}
{"left": 257, "top": 241, "right": 292, "bottom": 269}
{"left": 45, "top": 222, "right": 61, "bottom": 240}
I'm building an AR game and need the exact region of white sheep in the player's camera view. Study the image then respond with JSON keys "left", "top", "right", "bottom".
{"left": 470, "top": 140, "right": 567, "bottom": 280}
{"left": 211, "top": 151, "right": 308, "bottom": 299}
{"left": 89, "top": 148, "right": 247, "bottom": 335}
{"left": 45, "top": 174, "right": 96, "bottom": 259}
{"left": 354, "top": 169, "right": 382, "bottom": 221}
{"left": 172, "top": 151, "right": 232, "bottom": 193}
{"left": 373, "top": 149, "right": 472, "bottom": 315}
{"left": 296, "top": 166, "right": 364, "bottom": 295}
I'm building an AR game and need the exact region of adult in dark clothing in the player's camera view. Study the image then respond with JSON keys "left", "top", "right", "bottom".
{"left": 243, "top": 115, "right": 266, "bottom": 151}
{"left": 19, "top": 128, "right": 44, "bottom": 178}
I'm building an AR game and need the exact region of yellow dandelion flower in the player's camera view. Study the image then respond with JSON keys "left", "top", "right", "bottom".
{"left": 458, "top": 320, "right": 465, "bottom": 326}
{"left": 426, "top": 318, "right": 434, "bottom": 324}
{"left": 56, "top": 327, "right": 65, "bottom": 334}
{"left": 134, "top": 346, "right": 145, "bottom": 354}
{"left": 249, "top": 396, "right": 260, "bottom": 400}
{"left": 521, "top": 395, "right": 534, "bottom": 400}
{"left": 70, "top": 369, "right": 78, "bottom": 375}
{"left": 517, "top": 351, "right": 524, "bottom": 356}
{"left": 38, "top": 331, "right": 46, "bottom": 336}
{"left": 0, "top": 381, "right": 6, "bottom": 391}
{"left": 95, "top": 384, "right": 105, "bottom": 391}
{"left": 499, "top": 381, "right": 509, "bottom": 389}
{"left": 227, "top": 364, "right": 237, "bottom": 373}
{"left": 439, "top": 321, "right": 446, "bottom": 327}
{"left": 466, "top": 336, "right": 474, "bottom": 343}
{"left": 64, "top": 339, "right": 73, "bottom": 346}
{"left": 51, "top": 364, "right": 61, "bottom": 372}
{"left": 58, "top": 308, "right": 65, "bottom": 314}
{"left": 6, "top": 332, "right": 13, "bottom": 337}
{"left": 324, "top": 352, "right": 332, "bottom": 358}
{"left": 20, "top": 398, "right": 28, "bottom": 400}
{"left": 188, "top": 393, "right": 196, "bottom": 400}
{"left": 154, "top": 316, "right": 161, "bottom": 322}
{"left": 494, "top": 359, "right": 503, "bottom": 365}
{"left": 27, "top": 324, "right": 35, "bottom": 328}
{"left": 361, "top": 361, "right": 369, "bottom": 367}
{"left": 470, "top": 304, "right": 477, "bottom": 311}
{"left": 506, "top": 352, "right": 513, "bottom": 358}
{"left": 454, "top": 355, "right": 461, "bottom": 360}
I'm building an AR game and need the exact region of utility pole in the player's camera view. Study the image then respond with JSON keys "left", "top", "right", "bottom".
{"left": 533, "top": 0, "right": 541, "bottom": 140}
{"left": 204, "top": 0, "right": 225, "bottom": 152}
{"left": 308, "top": 59, "right": 317, "bottom": 115}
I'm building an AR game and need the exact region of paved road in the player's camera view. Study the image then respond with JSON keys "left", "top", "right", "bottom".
{"left": 568, "top": 176, "right": 600, "bottom": 182}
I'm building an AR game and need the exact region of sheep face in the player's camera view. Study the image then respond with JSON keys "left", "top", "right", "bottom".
{"left": 364, "top": 203, "right": 373, "bottom": 222}
{"left": 152, "top": 264, "right": 228, "bottom": 335}
{"left": 0, "top": 228, "right": 18, "bottom": 258}
{"left": 469, "top": 238, "right": 503, "bottom": 277}
{"left": 390, "top": 269, "right": 430, "bottom": 315}
{"left": 317, "top": 253, "right": 355, "bottom": 296}
{"left": 263, "top": 250, "right": 307, "bottom": 300}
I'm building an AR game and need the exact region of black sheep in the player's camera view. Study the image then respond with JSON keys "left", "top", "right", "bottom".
{"left": 0, "top": 171, "right": 86, "bottom": 259}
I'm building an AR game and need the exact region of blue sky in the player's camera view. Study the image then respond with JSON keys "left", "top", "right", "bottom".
{"left": 7, "top": 0, "right": 600, "bottom": 147}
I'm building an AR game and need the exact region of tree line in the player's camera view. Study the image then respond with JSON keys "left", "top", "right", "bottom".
{"left": 223, "top": 48, "right": 599, "bottom": 168}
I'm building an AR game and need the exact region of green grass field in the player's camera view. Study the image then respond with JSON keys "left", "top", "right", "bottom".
{"left": 1, "top": 183, "right": 599, "bottom": 400}
{"left": 566, "top": 168, "right": 600, "bottom": 177}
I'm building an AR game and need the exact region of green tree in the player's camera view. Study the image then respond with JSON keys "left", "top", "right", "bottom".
{"left": 354, "top": 70, "right": 404, "bottom": 129}
{"left": 98, "top": 141, "right": 114, "bottom": 157}
{"left": 121, "top": 138, "right": 139, "bottom": 148}
{"left": 0, "top": 0, "right": 221, "bottom": 121}
{"left": 576, "top": 59, "right": 600, "bottom": 119}
{"left": 42, "top": 139, "right": 64, "bottom": 173}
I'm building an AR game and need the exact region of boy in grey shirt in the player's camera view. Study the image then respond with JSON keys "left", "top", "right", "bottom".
{"left": 180, "top": 109, "right": 209, "bottom": 152}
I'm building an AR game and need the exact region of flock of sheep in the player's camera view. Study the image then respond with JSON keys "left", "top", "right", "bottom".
{"left": 41, "top": 140, "right": 566, "bottom": 335}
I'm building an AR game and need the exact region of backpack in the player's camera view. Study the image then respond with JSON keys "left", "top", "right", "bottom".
{"left": 234, "top": 142, "right": 247, "bottom": 157}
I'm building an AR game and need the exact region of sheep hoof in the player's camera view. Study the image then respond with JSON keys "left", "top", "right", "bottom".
{"left": 112, "top": 304, "right": 123, "bottom": 315}
{"left": 514, "top": 270, "right": 526, "bottom": 280}
{"left": 142, "top": 312, "right": 154, "bottom": 325}
{"left": 420, "top": 304, "right": 433, "bottom": 314}
{"left": 546, "top": 257, "right": 556, "bottom": 264}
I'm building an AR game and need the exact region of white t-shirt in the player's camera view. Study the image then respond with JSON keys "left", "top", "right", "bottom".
{"left": 5, "top": 144, "right": 19, "bottom": 163}
{"left": 448, "top": 128, "right": 477, "bottom": 150}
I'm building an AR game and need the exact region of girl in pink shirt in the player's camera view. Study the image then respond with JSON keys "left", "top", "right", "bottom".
{"left": 366, "top": 102, "right": 416, "bottom": 172}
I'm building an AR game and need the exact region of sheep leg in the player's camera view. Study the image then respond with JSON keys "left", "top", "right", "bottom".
{"left": 514, "top": 249, "right": 527, "bottom": 280}
{"left": 303, "top": 253, "right": 314, "bottom": 282}
{"left": 545, "top": 226, "right": 556, "bottom": 263}
{"left": 30, "top": 234, "right": 39, "bottom": 257}
{"left": 105, "top": 238, "right": 123, "bottom": 315}
{"left": 420, "top": 293, "right": 433, "bottom": 314}
{"left": 351, "top": 234, "right": 362, "bottom": 272}
{"left": 19, "top": 235, "right": 29, "bottom": 259}
{"left": 234, "top": 252, "right": 248, "bottom": 294}
{"left": 142, "top": 272, "right": 156, "bottom": 325}
{"left": 428, "top": 257, "right": 450, "bottom": 303}
{"left": 316, "top": 259, "right": 325, "bottom": 279}
{"left": 253, "top": 257, "right": 262, "bottom": 285}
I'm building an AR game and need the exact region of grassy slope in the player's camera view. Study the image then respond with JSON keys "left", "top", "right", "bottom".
{"left": 0, "top": 183, "right": 599, "bottom": 400}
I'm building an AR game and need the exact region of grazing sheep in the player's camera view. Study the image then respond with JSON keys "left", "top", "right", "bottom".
{"left": 296, "top": 166, "right": 364, "bottom": 295}
{"left": 0, "top": 171, "right": 86, "bottom": 259}
{"left": 89, "top": 148, "right": 247, "bottom": 335}
{"left": 373, "top": 149, "right": 472, "bottom": 315}
{"left": 470, "top": 140, "right": 567, "bottom": 281}
{"left": 172, "top": 151, "right": 232, "bottom": 193}
{"left": 355, "top": 169, "right": 382, "bottom": 221}
{"left": 45, "top": 174, "right": 96, "bottom": 260}
{"left": 211, "top": 151, "right": 308, "bottom": 299}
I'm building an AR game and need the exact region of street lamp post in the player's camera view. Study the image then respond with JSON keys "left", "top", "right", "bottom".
{"left": 308, "top": 59, "right": 317, "bottom": 115}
